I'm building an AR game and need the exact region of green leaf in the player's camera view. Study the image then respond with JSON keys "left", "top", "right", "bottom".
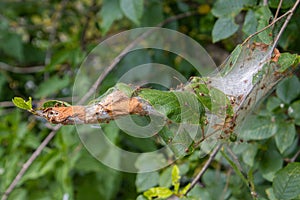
{"left": 266, "top": 96, "right": 282, "bottom": 112}
{"left": 180, "top": 183, "right": 191, "bottom": 195}
{"left": 265, "top": 188, "right": 278, "bottom": 200}
{"left": 171, "top": 165, "right": 180, "bottom": 194}
{"left": 159, "top": 167, "right": 172, "bottom": 188}
{"left": 242, "top": 10, "right": 257, "bottom": 36}
{"left": 12, "top": 97, "right": 33, "bottom": 111}
{"left": 135, "top": 153, "right": 167, "bottom": 172}
{"left": 275, "top": 122, "right": 296, "bottom": 154}
{"left": 120, "top": 0, "right": 144, "bottom": 25}
{"left": 268, "top": 0, "right": 296, "bottom": 9}
{"left": 242, "top": 143, "right": 258, "bottom": 167}
{"left": 255, "top": 6, "right": 273, "bottom": 44}
{"left": 240, "top": 116, "right": 277, "bottom": 140}
{"left": 139, "top": 89, "right": 204, "bottom": 123}
{"left": 140, "top": 0, "right": 163, "bottom": 26}
{"left": 34, "top": 75, "right": 70, "bottom": 98}
{"left": 98, "top": 0, "right": 123, "bottom": 35}
{"left": 212, "top": 17, "right": 239, "bottom": 43}
{"left": 212, "top": 0, "right": 252, "bottom": 17}
{"left": 219, "top": 44, "right": 243, "bottom": 76}
{"left": 276, "top": 53, "right": 298, "bottom": 73}
{"left": 136, "top": 172, "right": 159, "bottom": 193}
{"left": 273, "top": 163, "right": 300, "bottom": 200}
{"left": 276, "top": 76, "right": 300, "bottom": 104}
{"left": 143, "top": 187, "right": 173, "bottom": 199}
{"left": 288, "top": 100, "right": 300, "bottom": 126}
{"left": 258, "top": 147, "right": 283, "bottom": 181}
{"left": 42, "top": 100, "right": 71, "bottom": 108}
{"left": 0, "top": 32, "right": 23, "bottom": 61}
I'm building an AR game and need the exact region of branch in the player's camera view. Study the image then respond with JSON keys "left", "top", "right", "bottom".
{"left": 0, "top": 62, "right": 44, "bottom": 73}
{"left": 271, "top": 0, "right": 300, "bottom": 51}
{"left": 185, "top": 144, "right": 222, "bottom": 195}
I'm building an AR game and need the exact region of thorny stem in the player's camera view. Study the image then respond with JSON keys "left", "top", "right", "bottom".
{"left": 1, "top": 12, "right": 198, "bottom": 200}
{"left": 185, "top": 144, "right": 222, "bottom": 195}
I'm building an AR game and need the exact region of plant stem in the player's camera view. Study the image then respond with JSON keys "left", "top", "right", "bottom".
{"left": 185, "top": 144, "right": 222, "bottom": 195}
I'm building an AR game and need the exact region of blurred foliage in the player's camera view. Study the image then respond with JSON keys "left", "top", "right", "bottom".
{"left": 0, "top": 0, "right": 300, "bottom": 200}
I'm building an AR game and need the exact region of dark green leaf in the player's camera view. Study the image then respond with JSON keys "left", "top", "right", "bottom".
{"left": 136, "top": 172, "right": 159, "bottom": 193}
{"left": 99, "top": 0, "right": 123, "bottom": 35}
{"left": 258, "top": 147, "right": 283, "bottom": 181}
{"left": 269, "top": 0, "right": 296, "bottom": 9}
{"left": 0, "top": 32, "right": 23, "bottom": 61}
{"left": 240, "top": 116, "right": 277, "bottom": 140}
{"left": 212, "top": 17, "right": 239, "bottom": 43}
{"left": 140, "top": 0, "right": 163, "bottom": 26}
{"left": 275, "top": 122, "right": 296, "bottom": 154}
{"left": 276, "top": 76, "right": 300, "bottom": 104}
{"left": 120, "top": 0, "right": 144, "bottom": 25}
{"left": 273, "top": 163, "right": 300, "bottom": 200}
{"left": 34, "top": 75, "right": 70, "bottom": 98}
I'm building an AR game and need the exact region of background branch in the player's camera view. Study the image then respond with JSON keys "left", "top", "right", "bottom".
{"left": 0, "top": 62, "right": 44, "bottom": 74}
{"left": 185, "top": 144, "right": 222, "bottom": 195}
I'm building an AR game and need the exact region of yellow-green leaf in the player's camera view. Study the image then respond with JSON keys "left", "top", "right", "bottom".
{"left": 180, "top": 183, "right": 191, "bottom": 195}
{"left": 143, "top": 187, "right": 173, "bottom": 199}
{"left": 12, "top": 97, "right": 33, "bottom": 111}
{"left": 172, "top": 165, "right": 180, "bottom": 194}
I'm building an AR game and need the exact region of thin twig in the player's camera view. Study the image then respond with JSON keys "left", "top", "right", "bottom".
{"left": 1, "top": 125, "right": 61, "bottom": 200}
{"left": 0, "top": 62, "right": 44, "bottom": 73}
{"left": 273, "top": 0, "right": 283, "bottom": 22}
{"left": 271, "top": 0, "right": 300, "bottom": 51}
{"left": 285, "top": 149, "right": 300, "bottom": 163}
{"left": 185, "top": 144, "right": 222, "bottom": 195}
{"left": 225, "top": 145, "right": 244, "bottom": 173}
{"left": 242, "top": 10, "right": 292, "bottom": 45}
{"left": 1, "top": 11, "right": 198, "bottom": 200}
